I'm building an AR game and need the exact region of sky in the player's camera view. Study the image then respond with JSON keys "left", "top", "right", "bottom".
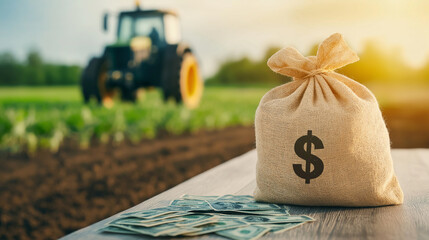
{"left": 1, "top": 0, "right": 429, "bottom": 77}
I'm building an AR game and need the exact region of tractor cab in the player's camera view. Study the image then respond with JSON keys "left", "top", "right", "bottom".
{"left": 114, "top": 10, "right": 181, "bottom": 47}
{"left": 81, "top": 5, "right": 203, "bottom": 109}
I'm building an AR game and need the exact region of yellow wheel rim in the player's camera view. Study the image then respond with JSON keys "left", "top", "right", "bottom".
{"left": 180, "top": 53, "right": 203, "bottom": 109}
{"left": 98, "top": 63, "right": 115, "bottom": 108}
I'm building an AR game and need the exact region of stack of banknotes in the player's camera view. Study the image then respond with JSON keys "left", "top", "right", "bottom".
{"left": 100, "top": 194, "right": 314, "bottom": 240}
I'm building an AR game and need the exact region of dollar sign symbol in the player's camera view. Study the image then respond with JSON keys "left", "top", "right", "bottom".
{"left": 293, "top": 130, "right": 324, "bottom": 184}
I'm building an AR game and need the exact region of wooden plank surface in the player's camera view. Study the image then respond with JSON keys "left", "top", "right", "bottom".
{"left": 61, "top": 149, "right": 429, "bottom": 240}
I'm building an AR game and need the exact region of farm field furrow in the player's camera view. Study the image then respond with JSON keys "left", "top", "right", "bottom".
{"left": 0, "top": 126, "right": 256, "bottom": 240}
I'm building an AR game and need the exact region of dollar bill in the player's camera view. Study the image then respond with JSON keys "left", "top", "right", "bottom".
{"left": 216, "top": 225, "right": 271, "bottom": 240}
{"left": 167, "top": 204, "right": 213, "bottom": 211}
{"left": 234, "top": 208, "right": 290, "bottom": 216}
{"left": 206, "top": 200, "right": 281, "bottom": 211}
{"left": 121, "top": 204, "right": 213, "bottom": 219}
{"left": 109, "top": 216, "right": 183, "bottom": 227}
{"left": 178, "top": 215, "right": 220, "bottom": 228}
{"left": 170, "top": 199, "right": 211, "bottom": 207}
{"left": 236, "top": 215, "right": 314, "bottom": 224}
{"left": 172, "top": 214, "right": 216, "bottom": 226}
{"left": 179, "top": 194, "right": 219, "bottom": 201}
{"left": 163, "top": 227, "right": 199, "bottom": 236}
{"left": 126, "top": 212, "right": 189, "bottom": 222}
{"left": 99, "top": 226, "right": 139, "bottom": 235}
{"left": 278, "top": 204, "right": 291, "bottom": 210}
{"left": 170, "top": 199, "right": 289, "bottom": 215}
{"left": 183, "top": 219, "right": 247, "bottom": 236}
{"left": 262, "top": 222, "right": 308, "bottom": 233}
{"left": 216, "top": 194, "right": 255, "bottom": 202}
{"left": 109, "top": 222, "right": 183, "bottom": 237}
{"left": 120, "top": 208, "right": 178, "bottom": 219}
{"left": 101, "top": 195, "right": 315, "bottom": 239}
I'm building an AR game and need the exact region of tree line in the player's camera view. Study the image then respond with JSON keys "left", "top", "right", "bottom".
{"left": 0, "top": 50, "right": 81, "bottom": 86}
{"left": 2, "top": 41, "right": 429, "bottom": 86}
{"left": 207, "top": 41, "right": 429, "bottom": 85}
{"left": 206, "top": 47, "right": 291, "bottom": 86}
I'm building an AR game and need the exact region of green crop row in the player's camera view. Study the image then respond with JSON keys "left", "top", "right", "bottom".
{"left": 0, "top": 86, "right": 271, "bottom": 153}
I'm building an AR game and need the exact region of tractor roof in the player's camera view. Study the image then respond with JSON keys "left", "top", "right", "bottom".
{"left": 120, "top": 9, "right": 178, "bottom": 17}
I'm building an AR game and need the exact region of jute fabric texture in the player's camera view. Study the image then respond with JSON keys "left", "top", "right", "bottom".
{"left": 254, "top": 33, "right": 403, "bottom": 206}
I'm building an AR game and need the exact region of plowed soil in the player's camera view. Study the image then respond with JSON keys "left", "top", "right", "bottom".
{"left": 0, "top": 126, "right": 256, "bottom": 240}
{"left": 0, "top": 106, "right": 428, "bottom": 240}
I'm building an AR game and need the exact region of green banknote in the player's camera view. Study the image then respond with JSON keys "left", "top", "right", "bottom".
{"left": 123, "top": 204, "right": 213, "bottom": 218}
{"left": 170, "top": 199, "right": 211, "bottom": 207}
{"left": 262, "top": 222, "right": 308, "bottom": 233}
{"left": 207, "top": 200, "right": 281, "bottom": 211}
{"left": 99, "top": 226, "right": 139, "bottom": 235}
{"left": 216, "top": 195, "right": 255, "bottom": 202}
{"left": 101, "top": 194, "right": 315, "bottom": 240}
{"left": 234, "top": 208, "right": 290, "bottom": 216}
{"left": 108, "top": 216, "right": 183, "bottom": 227}
{"left": 236, "top": 215, "right": 314, "bottom": 224}
{"left": 166, "top": 204, "right": 213, "bottom": 211}
{"left": 183, "top": 219, "right": 247, "bottom": 236}
{"left": 109, "top": 222, "right": 183, "bottom": 237}
{"left": 122, "top": 211, "right": 189, "bottom": 222}
{"left": 178, "top": 215, "right": 220, "bottom": 228}
{"left": 216, "top": 225, "right": 271, "bottom": 240}
{"left": 179, "top": 194, "right": 219, "bottom": 201}
{"left": 121, "top": 207, "right": 178, "bottom": 219}
{"left": 173, "top": 214, "right": 216, "bottom": 226}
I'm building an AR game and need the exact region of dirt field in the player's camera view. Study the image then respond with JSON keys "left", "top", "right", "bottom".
{"left": 0, "top": 126, "right": 256, "bottom": 240}
{"left": 0, "top": 107, "right": 428, "bottom": 240}
{"left": 382, "top": 106, "right": 429, "bottom": 148}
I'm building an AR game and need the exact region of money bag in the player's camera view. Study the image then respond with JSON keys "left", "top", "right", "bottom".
{"left": 253, "top": 33, "right": 403, "bottom": 206}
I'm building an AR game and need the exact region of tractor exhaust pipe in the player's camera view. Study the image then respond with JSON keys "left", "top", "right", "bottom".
{"left": 135, "top": 0, "right": 142, "bottom": 10}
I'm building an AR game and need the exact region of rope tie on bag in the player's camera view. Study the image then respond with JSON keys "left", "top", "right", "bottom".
{"left": 266, "top": 33, "right": 359, "bottom": 81}
{"left": 302, "top": 69, "right": 329, "bottom": 79}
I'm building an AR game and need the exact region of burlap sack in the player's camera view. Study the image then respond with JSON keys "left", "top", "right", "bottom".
{"left": 254, "top": 33, "right": 403, "bottom": 207}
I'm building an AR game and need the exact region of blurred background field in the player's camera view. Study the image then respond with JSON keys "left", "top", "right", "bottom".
{"left": 1, "top": 83, "right": 428, "bottom": 154}
{"left": 1, "top": 0, "right": 429, "bottom": 239}
{"left": 0, "top": 86, "right": 266, "bottom": 153}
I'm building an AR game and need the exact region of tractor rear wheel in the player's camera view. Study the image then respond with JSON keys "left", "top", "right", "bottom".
{"left": 81, "top": 58, "right": 99, "bottom": 103}
{"left": 161, "top": 51, "right": 203, "bottom": 109}
{"left": 178, "top": 53, "right": 203, "bottom": 109}
{"left": 120, "top": 88, "right": 138, "bottom": 102}
{"left": 81, "top": 57, "right": 115, "bottom": 108}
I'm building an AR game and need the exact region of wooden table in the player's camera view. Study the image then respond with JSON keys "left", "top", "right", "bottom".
{"left": 61, "top": 149, "right": 429, "bottom": 240}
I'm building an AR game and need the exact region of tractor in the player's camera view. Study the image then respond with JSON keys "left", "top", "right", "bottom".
{"left": 81, "top": 3, "right": 203, "bottom": 108}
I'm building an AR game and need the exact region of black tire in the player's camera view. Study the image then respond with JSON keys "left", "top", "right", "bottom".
{"left": 161, "top": 45, "right": 182, "bottom": 102}
{"left": 120, "top": 88, "right": 137, "bottom": 102}
{"left": 80, "top": 57, "right": 115, "bottom": 107}
{"left": 161, "top": 48, "right": 203, "bottom": 109}
{"left": 81, "top": 57, "right": 104, "bottom": 103}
